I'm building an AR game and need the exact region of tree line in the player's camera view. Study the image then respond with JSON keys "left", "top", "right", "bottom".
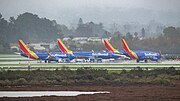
{"left": 0, "top": 12, "right": 107, "bottom": 53}
{"left": 109, "top": 26, "right": 180, "bottom": 54}
{"left": 0, "top": 12, "right": 179, "bottom": 54}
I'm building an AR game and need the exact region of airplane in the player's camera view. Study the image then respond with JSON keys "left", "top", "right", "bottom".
{"left": 57, "top": 39, "right": 121, "bottom": 62}
{"left": 18, "top": 40, "right": 75, "bottom": 63}
{"left": 104, "top": 39, "right": 161, "bottom": 63}
{"left": 104, "top": 39, "right": 127, "bottom": 57}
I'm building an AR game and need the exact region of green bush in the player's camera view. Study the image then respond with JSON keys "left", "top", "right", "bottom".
{"left": 55, "top": 75, "right": 62, "bottom": 82}
{"left": 29, "top": 80, "right": 40, "bottom": 85}
{"left": 13, "top": 78, "right": 27, "bottom": 85}
{"left": 151, "top": 77, "right": 170, "bottom": 85}
{"left": 113, "top": 79, "right": 122, "bottom": 84}
{"left": 169, "top": 75, "right": 180, "bottom": 80}
{"left": 95, "top": 77, "right": 106, "bottom": 82}
{"left": 0, "top": 79, "right": 11, "bottom": 86}
{"left": 94, "top": 77, "right": 107, "bottom": 85}
{"left": 0, "top": 68, "right": 179, "bottom": 86}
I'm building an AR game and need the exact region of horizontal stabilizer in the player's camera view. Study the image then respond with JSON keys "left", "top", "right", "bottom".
{"left": 14, "top": 52, "right": 21, "bottom": 55}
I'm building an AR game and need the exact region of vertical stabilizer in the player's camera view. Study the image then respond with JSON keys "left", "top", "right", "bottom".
{"left": 57, "top": 39, "right": 73, "bottom": 54}
{"left": 18, "top": 40, "right": 39, "bottom": 59}
{"left": 122, "top": 39, "right": 131, "bottom": 53}
{"left": 122, "top": 39, "right": 138, "bottom": 59}
{"left": 104, "top": 39, "right": 119, "bottom": 53}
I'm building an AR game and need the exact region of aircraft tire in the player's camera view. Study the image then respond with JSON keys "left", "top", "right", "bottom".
{"left": 145, "top": 60, "right": 148, "bottom": 63}
{"left": 90, "top": 59, "right": 95, "bottom": 63}
{"left": 136, "top": 60, "right": 139, "bottom": 63}
{"left": 156, "top": 60, "right": 160, "bottom": 63}
{"left": 97, "top": 59, "right": 102, "bottom": 63}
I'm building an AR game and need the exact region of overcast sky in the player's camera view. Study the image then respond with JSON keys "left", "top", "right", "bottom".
{"left": 1, "top": 0, "right": 179, "bottom": 11}
{"left": 0, "top": 0, "right": 180, "bottom": 26}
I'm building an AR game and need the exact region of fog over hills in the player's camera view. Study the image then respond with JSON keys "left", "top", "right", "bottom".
{"left": 0, "top": 0, "right": 180, "bottom": 53}
{"left": 53, "top": 7, "right": 180, "bottom": 27}
{"left": 0, "top": 0, "right": 180, "bottom": 29}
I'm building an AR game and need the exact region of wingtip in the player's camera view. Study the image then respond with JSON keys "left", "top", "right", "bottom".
{"left": 57, "top": 39, "right": 61, "bottom": 41}
{"left": 103, "top": 39, "right": 108, "bottom": 44}
{"left": 122, "top": 38, "right": 125, "bottom": 42}
{"left": 18, "top": 39, "right": 22, "bottom": 43}
{"left": 18, "top": 40, "right": 24, "bottom": 46}
{"left": 121, "top": 39, "right": 126, "bottom": 46}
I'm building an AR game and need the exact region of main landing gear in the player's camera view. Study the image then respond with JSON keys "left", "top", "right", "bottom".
{"left": 45, "top": 59, "right": 51, "bottom": 63}
{"left": 136, "top": 59, "right": 148, "bottom": 63}
{"left": 136, "top": 60, "right": 140, "bottom": 63}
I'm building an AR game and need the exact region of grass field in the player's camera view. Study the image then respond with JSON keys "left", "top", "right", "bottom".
{"left": 0, "top": 54, "right": 23, "bottom": 58}
{"left": 0, "top": 63, "right": 180, "bottom": 67}
{"left": 0, "top": 63, "right": 180, "bottom": 71}
{"left": 0, "top": 54, "right": 33, "bottom": 62}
